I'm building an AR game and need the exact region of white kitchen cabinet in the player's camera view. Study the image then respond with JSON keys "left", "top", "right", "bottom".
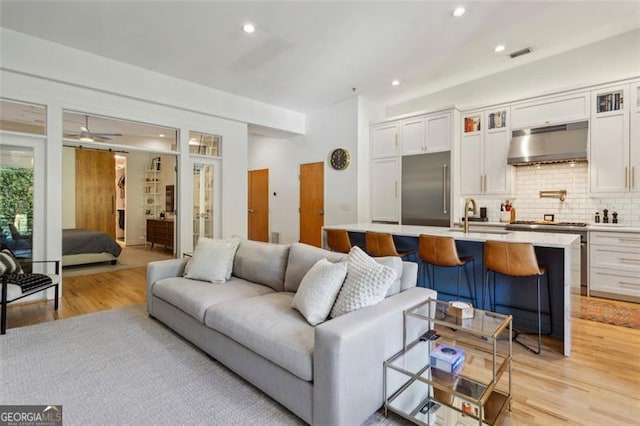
{"left": 401, "top": 112, "right": 451, "bottom": 156}
{"left": 630, "top": 82, "right": 640, "bottom": 192}
{"left": 371, "top": 157, "right": 399, "bottom": 222}
{"left": 401, "top": 117, "right": 425, "bottom": 156}
{"left": 590, "top": 231, "right": 640, "bottom": 302}
{"left": 510, "top": 91, "right": 590, "bottom": 129}
{"left": 589, "top": 84, "right": 634, "bottom": 193}
{"left": 460, "top": 108, "right": 513, "bottom": 196}
{"left": 371, "top": 122, "right": 399, "bottom": 159}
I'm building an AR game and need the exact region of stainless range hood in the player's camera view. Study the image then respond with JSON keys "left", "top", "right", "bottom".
{"left": 508, "top": 121, "right": 588, "bottom": 165}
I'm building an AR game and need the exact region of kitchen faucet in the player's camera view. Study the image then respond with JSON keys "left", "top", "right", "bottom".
{"left": 463, "top": 198, "right": 477, "bottom": 233}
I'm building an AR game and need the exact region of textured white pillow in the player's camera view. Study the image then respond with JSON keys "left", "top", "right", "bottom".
{"left": 184, "top": 237, "right": 241, "bottom": 283}
{"left": 292, "top": 259, "right": 348, "bottom": 326}
{"left": 330, "top": 246, "right": 397, "bottom": 318}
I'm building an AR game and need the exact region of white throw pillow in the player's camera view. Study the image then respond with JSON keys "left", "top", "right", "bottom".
{"left": 184, "top": 237, "right": 241, "bottom": 283}
{"left": 292, "top": 259, "right": 348, "bottom": 326}
{"left": 330, "top": 246, "right": 397, "bottom": 318}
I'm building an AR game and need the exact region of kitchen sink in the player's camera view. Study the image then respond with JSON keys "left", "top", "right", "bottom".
{"left": 448, "top": 228, "right": 512, "bottom": 235}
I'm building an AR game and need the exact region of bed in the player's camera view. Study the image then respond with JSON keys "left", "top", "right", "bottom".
{"left": 62, "top": 229, "right": 122, "bottom": 267}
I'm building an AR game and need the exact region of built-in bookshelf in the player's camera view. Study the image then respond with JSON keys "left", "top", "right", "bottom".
{"left": 463, "top": 115, "right": 481, "bottom": 133}
{"left": 596, "top": 90, "right": 624, "bottom": 113}
{"left": 487, "top": 109, "right": 507, "bottom": 130}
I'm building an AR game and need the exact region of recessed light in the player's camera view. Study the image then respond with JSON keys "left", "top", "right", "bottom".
{"left": 452, "top": 6, "right": 466, "bottom": 17}
{"left": 391, "top": 79, "right": 400, "bottom": 86}
{"left": 242, "top": 23, "right": 255, "bottom": 34}
{"left": 159, "top": 134, "right": 165, "bottom": 138}
{"left": 494, "top": 45, "right": 505, "bottom": 53}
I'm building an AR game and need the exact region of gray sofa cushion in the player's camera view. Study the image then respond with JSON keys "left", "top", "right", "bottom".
{"left": 233, "top": 240, "right": 290, "bottom": 292}
{"left": 205, "top": 292, "right": 314, "bottom": 381}
{"left": 152, "top": 276, "right": 274, "bottom": 322}
{"left": 284, "top": 243, "right": 347, "bottom": 293}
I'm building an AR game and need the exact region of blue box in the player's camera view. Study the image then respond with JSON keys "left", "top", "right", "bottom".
{"left": 430, "top": 344, "right": 465, "bottom": 373}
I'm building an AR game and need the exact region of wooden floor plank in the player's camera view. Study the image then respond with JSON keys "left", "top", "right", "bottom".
{"left": 4, "top": 269, "right": 639, "bottom": 425}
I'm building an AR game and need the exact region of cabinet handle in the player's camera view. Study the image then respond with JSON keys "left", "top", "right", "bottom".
{"left": 625, "top": 166, "right": 628, "bottom": 188}
{"left": 483, "top": 175, "right": 487, "bottom": 192}
{"left": 395, "top": 181, "right": 398, "bottom": 198}
{"left": 619, "top": 257, "right": 640, "bottom": 263}
{"left": 633, "top": 166, "right": 636, "bottom": 189}
{"left": 395, "top": 134, "right": 398, "bottom": 147}
{"left": 443, "top": 164, "right": 448, "bottom": 214}
{"left": 619, "top": 238, "right": 640, "bottom": 244}
{"left": 619, "top": 281, "right": 639, "bottom": 288}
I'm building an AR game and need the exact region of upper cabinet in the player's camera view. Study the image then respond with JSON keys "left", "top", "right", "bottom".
{"left": 630, "top": 83, "right": 640, "bottom": 193}
{"left": 589, "top": 83, "right": 638, "bottom": 193}
{"left": 400, "top": 112, "right": 451, "bottom": 156}
{"left": 371, "top": 122, "right": 399, "bottom": 159}
{"left": 460, "top": 108, "right": 513, "bottom": 196}
{"left": 510, "top": 91, "right": 590, "bottom": 129}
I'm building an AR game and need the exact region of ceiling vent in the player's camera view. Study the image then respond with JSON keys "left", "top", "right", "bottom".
{"left": 509, "top": 47, "right": 532, "bottom": 59}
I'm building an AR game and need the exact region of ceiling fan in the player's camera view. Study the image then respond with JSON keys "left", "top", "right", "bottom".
{"left": 64, "top": 115, "right": 123, "bottom": 142}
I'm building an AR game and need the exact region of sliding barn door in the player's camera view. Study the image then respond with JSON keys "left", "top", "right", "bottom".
{"left": 75, "top": 150, "right": 116, "bottom": 239}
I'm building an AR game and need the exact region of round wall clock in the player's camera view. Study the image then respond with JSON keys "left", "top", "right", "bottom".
{"left": 329, "top": 148, "right": 351, "bottom": 170}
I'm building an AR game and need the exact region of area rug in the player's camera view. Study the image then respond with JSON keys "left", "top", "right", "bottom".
{"left": 578, "top": 297, "right": 640, "bottom": 328}
{"left": 0, "top": 305, "right": 405, "bottom": 425}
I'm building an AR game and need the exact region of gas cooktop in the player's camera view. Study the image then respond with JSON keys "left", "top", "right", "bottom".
{"left": 506, "top": 220, "right": 588, "bottom": 232}
{"left": 510, "top": 221, "right": 588, "bottom": 227}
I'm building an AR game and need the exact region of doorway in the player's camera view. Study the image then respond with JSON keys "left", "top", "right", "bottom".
{"left": 299, "top": 162, "right": 324, "bottom": 247}
{"left": 248, "top": 169, "right": 269, "bottom": 242}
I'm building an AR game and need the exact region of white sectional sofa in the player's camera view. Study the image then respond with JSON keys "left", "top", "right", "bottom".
{"left": 147, "top": 240, "right": 436, "bottom": 425}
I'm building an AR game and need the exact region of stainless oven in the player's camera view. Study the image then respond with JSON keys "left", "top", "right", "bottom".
{"left": 506, "top": 221, "right": 588, "bottom": 295}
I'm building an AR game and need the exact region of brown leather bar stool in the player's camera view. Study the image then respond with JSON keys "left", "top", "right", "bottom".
{"left": 325, "top": 229, "right": 352, "bottom": 253}
{"left": 365, "top": 231, "right": 416, "bottom": 260}
{"left": 484, "top": 240, "right": 551, "bottom": 354}
{"left": 418, "top": 235, "right": 476, "bottom": 304}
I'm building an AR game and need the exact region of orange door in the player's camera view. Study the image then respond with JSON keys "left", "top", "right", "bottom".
{"left": 75, "top": 149, "right": 116, "bottom": 239}
{"left": 299, "top": 162, "right": 324, "bottom": 247}
{"left": 248, "top": 169, "right": 269, "bottom": 242}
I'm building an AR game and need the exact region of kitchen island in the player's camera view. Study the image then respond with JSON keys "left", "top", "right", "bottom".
{"left": 323, "top": 223, "right": 581, "bottom": 356}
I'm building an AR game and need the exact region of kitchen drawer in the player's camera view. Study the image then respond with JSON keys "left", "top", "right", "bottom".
{"left": 590, "top": 268, "right": 640, "bottom": 299}
{"left": 590, "top": 245, "right": 640, "bottom": 272}
{"left": 590, "top": 231, "right": 640, "bottom": 248}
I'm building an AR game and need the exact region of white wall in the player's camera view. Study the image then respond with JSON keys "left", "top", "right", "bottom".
{"left": 386, "top": 29, "right": 640, "bottom": 117}
{"left": 249, "top": 96, "right": 361, "bottom": 244}
{"left": 61, "top": 147, "right": 75, "bottom": 228}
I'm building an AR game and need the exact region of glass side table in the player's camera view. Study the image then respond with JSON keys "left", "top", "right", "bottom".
{"left": 384, "top": 298, "right": 512, "bottom": 426}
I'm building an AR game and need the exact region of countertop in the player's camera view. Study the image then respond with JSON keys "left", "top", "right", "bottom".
{"left": 588, "top": 224, "right": 640, "bottom": 233}
{"left": 324, "top": 223, "right": 579, "bottom": 248}
{"left": 457, "top": 221, "right": 640, "bottom": 233}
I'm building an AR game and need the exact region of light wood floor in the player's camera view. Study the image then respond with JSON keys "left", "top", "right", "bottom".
{"left": 5, "top": 269, "right": 640, "bottom": 425}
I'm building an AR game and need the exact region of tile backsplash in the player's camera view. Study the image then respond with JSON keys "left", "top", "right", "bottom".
{"left": 465, "top": 162, "right": 640, "bottom": 226}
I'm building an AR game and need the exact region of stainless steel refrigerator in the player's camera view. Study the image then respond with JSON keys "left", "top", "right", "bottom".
{"left": 401, "top": 152, "right": 451, "bottom": 227}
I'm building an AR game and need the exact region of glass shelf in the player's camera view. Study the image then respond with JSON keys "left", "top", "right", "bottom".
{"left": 384, "top": 298, "right": 512, "bottom": 426}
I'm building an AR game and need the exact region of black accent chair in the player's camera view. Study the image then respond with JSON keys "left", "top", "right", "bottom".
{"left": 1, "top": 246, "right": 60, "bottom": 335}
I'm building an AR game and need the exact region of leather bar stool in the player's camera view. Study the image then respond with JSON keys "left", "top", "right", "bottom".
{"left": 365, "top": 231, "right": 415, "bottom": 260}
{"left": 418, "top": 235, "right": 476, "bottom": 304}
{"left": 325, "top": 229, "right": 352, "bottom": 254}
{"left": 484, "top": 240, "right": 551, "bottom": 354}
